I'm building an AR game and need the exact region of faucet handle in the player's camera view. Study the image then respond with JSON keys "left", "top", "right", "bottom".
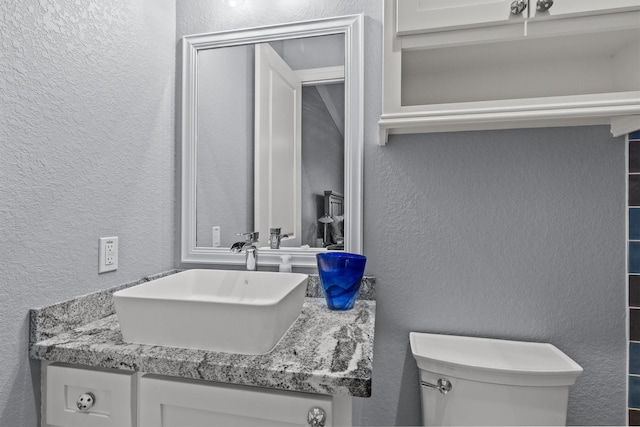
{"left": 238, "top": 231, "right": 259, "bottom": 243}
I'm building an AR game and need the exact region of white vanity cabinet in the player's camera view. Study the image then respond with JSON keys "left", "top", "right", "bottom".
{"left": 380, "top": 0, "right": 640, "bottom": 144}
{"left": 139, "top": 375, "right": 351, "bottom": 427}
{"left": 42, "top": 363, "right": 352, "bottom": 427}
{"left": 43, "top": 363, "right": 136, "bottom": 427}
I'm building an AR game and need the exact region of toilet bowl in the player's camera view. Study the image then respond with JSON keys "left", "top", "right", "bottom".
{"left": 409, "top": 332, "right": 583, "bottom": 426}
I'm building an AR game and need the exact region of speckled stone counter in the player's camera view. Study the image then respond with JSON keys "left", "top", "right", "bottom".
{"left": 29, "top": 270, "right": 376, "bottom": 397}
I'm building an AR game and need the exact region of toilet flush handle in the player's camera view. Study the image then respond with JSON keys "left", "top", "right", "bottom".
{"left": 421, "top": 378, "right": 453, "bottom": 395}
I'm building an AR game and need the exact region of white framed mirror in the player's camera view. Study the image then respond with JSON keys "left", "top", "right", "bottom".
{"left": 181, "top": 15, "right": 363, "bottom": 268}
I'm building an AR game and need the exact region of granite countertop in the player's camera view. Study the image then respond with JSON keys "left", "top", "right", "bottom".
{"left": 29, "top": 271, "right": 376, "bottom": 397}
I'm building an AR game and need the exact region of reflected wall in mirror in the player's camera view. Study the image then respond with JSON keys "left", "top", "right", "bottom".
{"left": 196, "top": 35, "right": 344, "bottom": 249}
{"left": 196, "top": 44, "right": 254, "bottom": 248}
{"left": 181, "top": 15, "right": 363, "bottom": 268}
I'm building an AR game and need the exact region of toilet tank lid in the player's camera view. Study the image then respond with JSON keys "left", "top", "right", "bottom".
{"left": 409, "top": 332, "right": 583, "bottom": 387}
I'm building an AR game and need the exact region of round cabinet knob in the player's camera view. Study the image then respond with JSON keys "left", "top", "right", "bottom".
{"left": 76, "top": 392, "right": 96, "bottom": 412}
{"left": 536, "top": 0, "right": 554, "bottom": 11}
{"left": 307, "top": 407, "right": 327, "bottom": 427}
{"left": 510, "top": 0, "right": 527, "bottom": 15}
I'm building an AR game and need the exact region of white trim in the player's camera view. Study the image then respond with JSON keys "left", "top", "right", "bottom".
{"left": 294, "top": 66, "right": 345, "bottom": 85}
{"left": 627, "top": 133, "right": 631, "bottom": 427}
{"left": 379, "top": 92, "right": 640, "bottom": 144}
{"left": 181, "top": 15, "right": 364, "bottom": 267}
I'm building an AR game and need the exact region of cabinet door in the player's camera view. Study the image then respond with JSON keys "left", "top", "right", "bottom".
{"left": 396, "top": 0, "right": 526, "bottom": 35}
{"left": 530, "top": 0, "right": 640, "bottom": 19}
{"left": 44, "top": 363, "right": 135, "bottom": 427}
{"left": 139, "top": 375, "right": 337, "bottom": 427}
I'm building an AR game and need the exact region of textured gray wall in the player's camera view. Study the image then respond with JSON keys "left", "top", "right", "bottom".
{"left": 369, "top": 126, "right": 626, "bottom": 426}
{"left": 276, "top": 34, "right": 345, "bottom": 70}
{"left": 0, "top": 1, "right": 626, "bottom": 425}
{"left": 0, "top": 1, "right": 176, "bottom": 425}
{"left": 178, "top": 1, "right": 626, "bottom": 425}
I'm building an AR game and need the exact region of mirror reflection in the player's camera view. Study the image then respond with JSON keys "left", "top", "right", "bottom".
{"left": 195, "top": 34, "right": 346, "bottom": 250}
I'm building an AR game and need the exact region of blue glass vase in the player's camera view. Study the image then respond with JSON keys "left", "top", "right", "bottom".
{"left": 316, "top": 252, "right": 366, "bottom": 310}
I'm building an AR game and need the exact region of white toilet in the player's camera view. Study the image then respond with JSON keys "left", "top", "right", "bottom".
{"left": 409, "top": 332, "right": 583, "bottom": 426}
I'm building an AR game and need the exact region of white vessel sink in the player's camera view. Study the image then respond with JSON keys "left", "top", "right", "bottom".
{"left": 113, "top": 269, "right": 308, "bottom": 355}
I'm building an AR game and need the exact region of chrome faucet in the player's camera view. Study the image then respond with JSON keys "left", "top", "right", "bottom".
{"left": 230, "top": 232, "right": 259, "bottom": 271}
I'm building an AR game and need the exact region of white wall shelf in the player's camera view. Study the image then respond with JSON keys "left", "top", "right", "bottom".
{"left": 380, "top": 0, "right": 640, "bottom": 145}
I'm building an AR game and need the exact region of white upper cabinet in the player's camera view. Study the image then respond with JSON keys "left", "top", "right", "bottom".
{"left": 396, "top": 0, "right": 526, "bottom": 35}
{"left": 530, "top": 0, "right": 640, "bottom": 19}
{"left": 380, "top": 0, "right": 640, "bottom": 144}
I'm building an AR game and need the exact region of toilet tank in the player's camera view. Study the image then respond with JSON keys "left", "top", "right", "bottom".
{"left": 410, "top": 332, "right": 583, "bottom": 426}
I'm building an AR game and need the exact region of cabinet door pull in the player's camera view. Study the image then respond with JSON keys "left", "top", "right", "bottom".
{"left": 536, "top": 0, "right": 554, "bottom": 11}
{"left": 307, "top": 407, "right": 327, "bottom": 427}
{"left": 510, "top": 0, "right": 528, "bottom": 15}
{"left": 76, "top": 392, "right": 96, "bottom": 411}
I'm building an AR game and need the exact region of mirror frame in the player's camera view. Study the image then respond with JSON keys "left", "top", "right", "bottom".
{"left": 181, "top": 14, "right": 363, "bottom": 268}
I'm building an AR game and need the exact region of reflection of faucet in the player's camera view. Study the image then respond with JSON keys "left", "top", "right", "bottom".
{"left": 230, "top": 232, "right": 259, "bottom": 271}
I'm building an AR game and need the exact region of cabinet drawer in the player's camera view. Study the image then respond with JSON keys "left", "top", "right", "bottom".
{"left": 139, "top": 375, "right": 334, "bottom": 427}
{"left": 45, "top": 363, "right": 136, "bottom": 427}
{"left": 396, "top": 0, "right": 524, "bottom": 35}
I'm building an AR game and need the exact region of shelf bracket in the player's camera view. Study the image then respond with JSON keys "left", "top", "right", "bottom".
{"left": 611, "top": 115, "right": 640, "bottom": 137}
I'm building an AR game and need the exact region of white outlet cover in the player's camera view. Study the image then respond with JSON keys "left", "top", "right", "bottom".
{"left": 99, "top": 236, "right": 118, "bottom": 273}
{"left": 212, "top": 226, "right": 221, "bottom": 248}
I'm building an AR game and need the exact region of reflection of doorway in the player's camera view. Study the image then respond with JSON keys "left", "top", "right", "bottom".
{"left": 301, "top": 83, "right": 344, "bottom": 247}
{"left": 254, "top": 41, "right": 345, "bottom": 248}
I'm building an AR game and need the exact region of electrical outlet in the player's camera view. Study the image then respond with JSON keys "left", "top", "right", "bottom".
{"left": 98, "top": 236, "right": 118, "bottom": 273}
{"left": 212, "top": 226, "right": 221, "bottom": 247}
